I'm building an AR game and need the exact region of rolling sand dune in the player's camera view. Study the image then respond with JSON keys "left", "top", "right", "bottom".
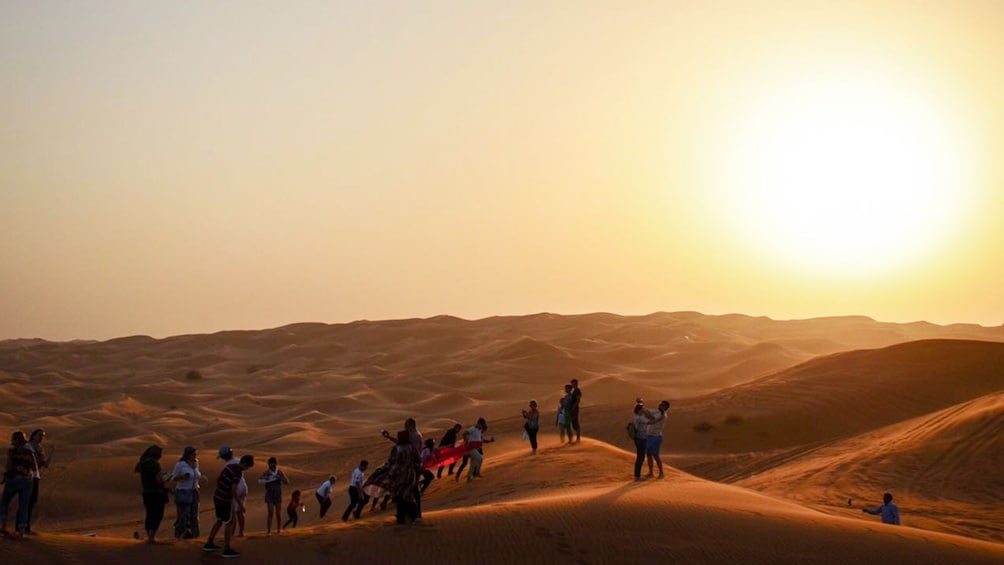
{"left": 1, "top": 441, "right": 1003, "bottom": 564}
{"left": 1, "top": 312, "right": 1003, "bottom": 561}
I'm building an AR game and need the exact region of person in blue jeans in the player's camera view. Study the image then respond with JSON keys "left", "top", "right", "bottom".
{"left": 1, "top": 430, "right": 37, "bottom": 540}
{"left": 631, "top": 404, "right": 650, "bottom": 481}
{"left": 643, "top": 400, "right": 670, "bottom": 479}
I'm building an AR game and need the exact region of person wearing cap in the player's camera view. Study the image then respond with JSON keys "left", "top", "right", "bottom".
{"left": 169, "top": 446, "right": 204, "bottom": 539}
{"left": 204, "top": 449, "right": 254, "bottom": 558}
{"left": 25, "top": 428, "right": 53, "bottom": 534}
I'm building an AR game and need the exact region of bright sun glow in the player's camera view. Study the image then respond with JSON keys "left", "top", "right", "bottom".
{"left": 720, "top": 72, "right": 976, "bottom": 277}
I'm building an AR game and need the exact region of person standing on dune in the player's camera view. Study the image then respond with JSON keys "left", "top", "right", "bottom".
{"left": 1, "top": 430, "right": 37, "bottom": 540}
{"left": 204, "top": 450, "right": 254, "bottom": 558}
{"left": 25, "top": 428, "right": 52, "bottom": 535}
{"left": 569, "top": 379, "right": 583, "bottom": 443}
{"left": 521, "top": 400, "right": 540, "bottom": 455}
{"left": 631, "top": 404, "right": 650, "bottom": 481}
{"left": 258, "top": 456, "right": 289, "bottom": 536}
{"left": 643, "top": 400, "right": 670, "bottom": 479}
{"left": 169, "top": 446, "right": 204, "bottom": 539}
{"left": 862, "top": 492, "right": 901, "bottom": 525}
{"left": 559, "top": 384, "right": 574, "bottom": 444}
{"left": 134, "top": 444, "right": 169, "bottom": 544}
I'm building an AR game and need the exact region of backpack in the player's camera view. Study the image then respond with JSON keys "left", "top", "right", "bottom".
{"left": 626, "top": 421, "right": 637, "bottom": 440}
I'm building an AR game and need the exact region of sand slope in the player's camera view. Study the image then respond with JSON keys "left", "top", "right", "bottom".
{"left": 1, "top": 440, "right": 1003, "bottom": 564}
{"left": 1, "top": 313, "right": 1003, "bottom": 560}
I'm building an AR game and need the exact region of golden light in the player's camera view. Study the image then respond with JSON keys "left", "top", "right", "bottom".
{"left": 716, "top": 69, "right": 977, "bottom": 277}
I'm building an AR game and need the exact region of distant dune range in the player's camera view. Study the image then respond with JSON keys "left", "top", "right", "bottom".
{"left": 1, "top": 312, "right": 1002, "bottom": 563}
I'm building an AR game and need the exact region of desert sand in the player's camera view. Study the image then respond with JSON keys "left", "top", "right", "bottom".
{"left": 1, "top": 312, "right": 1003, "bottom": 564}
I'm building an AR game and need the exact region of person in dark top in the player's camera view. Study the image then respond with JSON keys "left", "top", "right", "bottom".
{"left": 134, "top": 444, "right": 168, "bottom": 544}
{"left": 1, "top": 430, "right": 37, "bottom": 540}
{"left": 569, "top": 378, "right": 582, "bottom": 443}
{"left": 25, "top": 428, "right": 53, "bottom": 534}
{"left": 436, "top": 424, "right": 462, "bottom": 478}
{"left": 205, "top": 451, "right": 254, "bottom": 558}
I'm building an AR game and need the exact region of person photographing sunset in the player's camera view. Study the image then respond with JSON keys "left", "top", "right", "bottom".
{"left": 862, "top": 492, "right": 901, "bottom": 525}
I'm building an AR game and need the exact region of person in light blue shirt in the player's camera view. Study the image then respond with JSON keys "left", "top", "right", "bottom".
{"left": 862, "top": 492, "right": 901, "bottom": 525}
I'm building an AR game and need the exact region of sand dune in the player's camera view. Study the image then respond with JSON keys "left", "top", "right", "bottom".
{"left": 2, "top": 441, "right": 1003, "bottom": 564}
{"left": 1, "top": 312, "right": 1003, "bottom": 561}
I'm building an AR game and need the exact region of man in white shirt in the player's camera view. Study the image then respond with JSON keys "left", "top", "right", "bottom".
{"left": 342, "top": 461, "right": 368, "bottom": 521}
{"left": 315, "top": 475, "right": 336, "bottom": 518}
{"left": 643, "top": 400, "right": 670, "bottom": 479}
{"left": 863, "top": 492, "right": 901, "bottom": 525}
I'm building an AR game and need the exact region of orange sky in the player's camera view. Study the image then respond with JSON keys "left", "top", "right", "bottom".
{"left": 2, "top": 1, "right": 1002, "bottom": 340}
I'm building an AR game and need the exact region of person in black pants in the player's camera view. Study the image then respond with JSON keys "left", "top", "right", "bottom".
{"left": 134, "top": 445, "right": 168, "bottom": 543}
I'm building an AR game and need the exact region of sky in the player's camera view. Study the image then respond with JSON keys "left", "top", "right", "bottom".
{"left": 2, "top": 1, "right": 1003, "bottom": 341}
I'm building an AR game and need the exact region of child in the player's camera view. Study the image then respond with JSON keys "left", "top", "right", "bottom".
{"left": 522, "top": 399, "right": 540, "bottom": 455}
{"left": 315, "top": 475, "right": 336, "bottom": 518}
{"left": 282, "top": 490, "right": 304, "bottom": 529}
{"left": 342, "top": 460, "right": 369, "bottom": 521}
{"left": 258, "top": 456, "right": 289, "bottom": 536}
{"left": 419, "top": 439, "right": 436, "bottom": 493}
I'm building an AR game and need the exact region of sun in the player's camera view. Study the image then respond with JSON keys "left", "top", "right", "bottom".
{"left": 717, "top": 71, "right": 976, "bottom": 277}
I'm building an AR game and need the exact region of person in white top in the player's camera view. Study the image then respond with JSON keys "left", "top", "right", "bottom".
{"left": 643, "top": 400, "right": 671, "bottom": 479}
{"left": 315, "top": 475, "right": 336, "bottom": 518}
{"left": 632, "top": 403, "right": 651, "bottom": 481}
{"left": 342, "top": 460, "right": 369, "bottom": 521}
{"left": 169, "top": 446, "right": 205, "bottom": 539}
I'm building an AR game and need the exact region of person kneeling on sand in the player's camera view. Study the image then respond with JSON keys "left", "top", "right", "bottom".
{"left": 862, "top": 492, "right": 901, "bottom": 525}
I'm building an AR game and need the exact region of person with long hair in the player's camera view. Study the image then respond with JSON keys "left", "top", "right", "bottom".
{"left": 134, "top": 444, "right": 169, "bottom": 543}
{"left": 169, "top": 446, "right": 203, "bottom": 539}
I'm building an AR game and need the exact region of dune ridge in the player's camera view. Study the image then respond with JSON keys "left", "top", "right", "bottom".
{"left": 1, "top": 312, "right": 1003, "bottom": 561}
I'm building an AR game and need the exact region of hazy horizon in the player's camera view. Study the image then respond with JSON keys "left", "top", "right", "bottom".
{"left": 4, "top": 1, "right": 1003, "bottom": 341}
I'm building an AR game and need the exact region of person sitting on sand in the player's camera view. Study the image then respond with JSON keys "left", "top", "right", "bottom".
{"left": 169, "top": 446, "right": 204, "bottom": 539}
{"left": 343, "top": 460, "right": 369, "bottom": 521}
{"left": 258, "top": 456, "right": 289, "bottom": 536}
{"left": 862, "top": 492, "right": 901, "bottom": 525}
{"left": 134, "top": 444, "right": 169, "bottom": 544}
{"left": 436, "top": 424, "right": 462, "bottom": 478}
{"left": 315, "top": 475, "right": 336, "bottom": 519}
{"left": 631, "top": 404, "right": 650, "bottom": 482}
{"left": 25, "top": 428, "right": 53, "bottom": 535}
{"left": 283, "top": 490, "right": 304, "bottom": 529}
{"left": 1, "top": 430, "right": 38, "bottom": 540}
{"left": 204, "top": 452, "right": 254, "bottom": 558}
{"left": 522, "top": 399, "right": 541, "bottom": 455}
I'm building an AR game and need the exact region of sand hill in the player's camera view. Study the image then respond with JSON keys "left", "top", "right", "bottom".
{"left": 1, "top": 312, "right": 1002, "bottom": 563}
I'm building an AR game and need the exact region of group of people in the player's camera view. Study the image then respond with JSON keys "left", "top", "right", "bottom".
{"left": 0, "top": 428, "right": 53, "bottom": 540}
{"left": 555, "top": 379, "right": 583, "bottom": 445}
{"left": 3, "top": 374, "right": 903, "bottom": 556}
